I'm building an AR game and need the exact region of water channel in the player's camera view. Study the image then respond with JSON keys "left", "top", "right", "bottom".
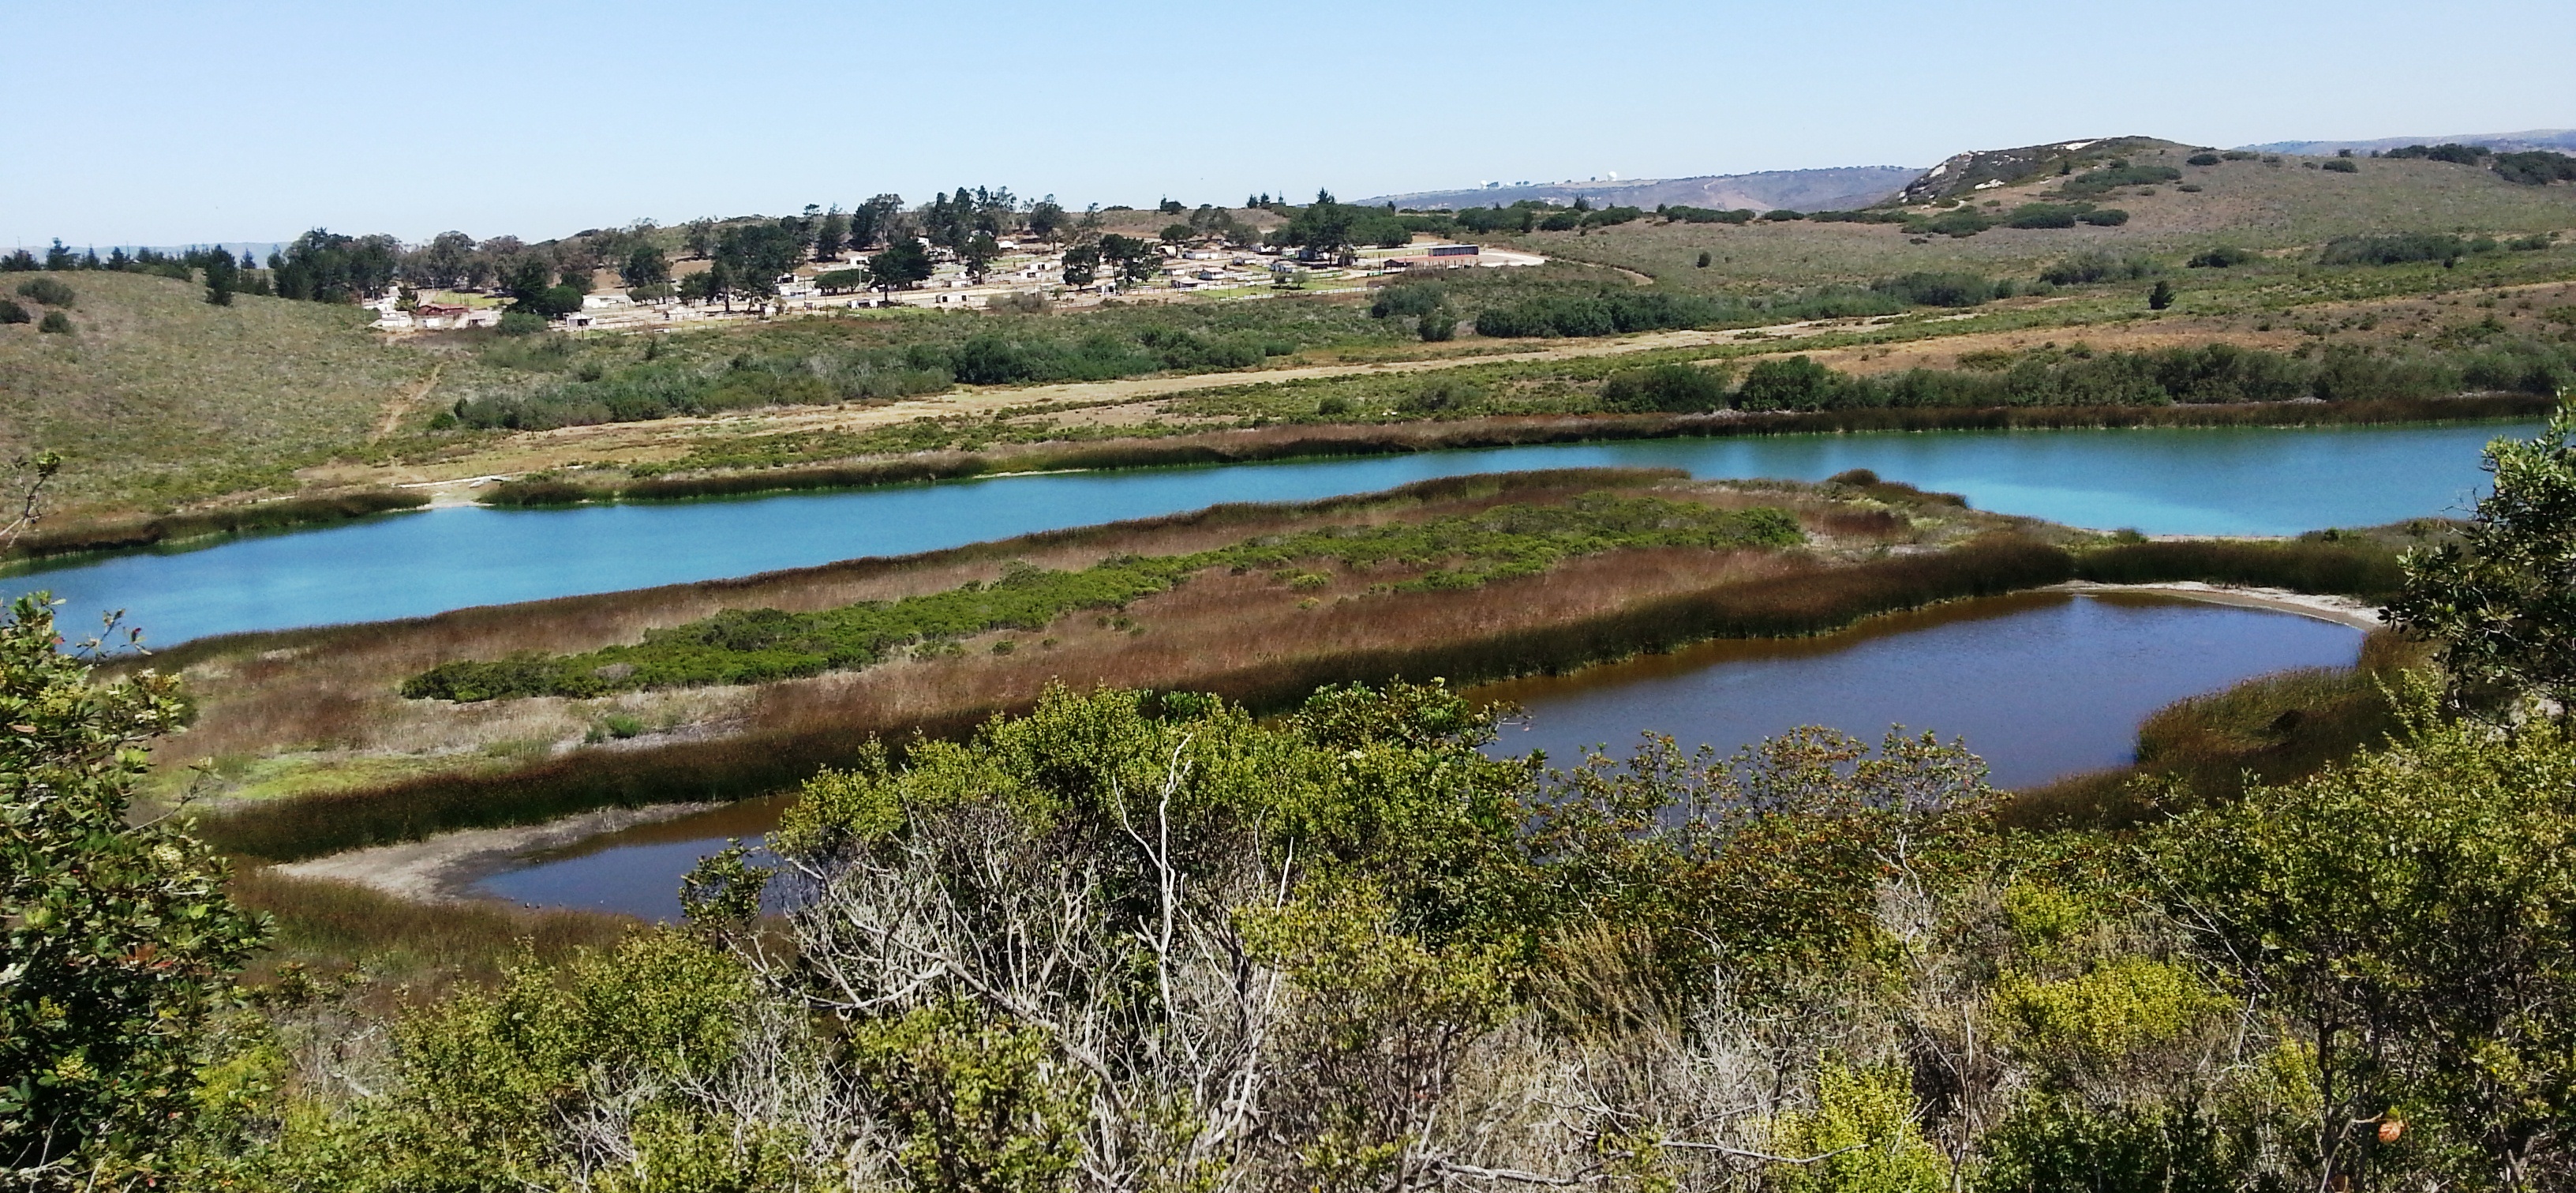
{"left": 478, "top": 591, "right": 2365, "bottom": 920}
{"left": 10, "top": 420, "right": 2530, "bottom": 646}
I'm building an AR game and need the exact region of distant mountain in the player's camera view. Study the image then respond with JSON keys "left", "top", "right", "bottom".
{"left": 2244, "top": 129, "right": 2576, "bottom": 156}
{"left": 1358, "top": 166, "right": 1923, "bottom": 215}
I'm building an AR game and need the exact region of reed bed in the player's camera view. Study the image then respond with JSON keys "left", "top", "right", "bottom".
{"left": 228, "top": 865, "right": 633, "bottom": 994}
{"left": 6, "top": 488, "right": 428, "bottom": 565}
{"left": 2072, "top": 538, "right": 2406, "bottom": 598}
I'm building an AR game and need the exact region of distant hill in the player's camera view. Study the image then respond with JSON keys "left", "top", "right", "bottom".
{"left": 1359, "top": 166, "right": 1923, "bottom": 215}
{"left": 2245, "top": 129, "right": 2576, "bottom": 156}
{"left": 1896, "top": 136, "right": 2187, "bottom": 204}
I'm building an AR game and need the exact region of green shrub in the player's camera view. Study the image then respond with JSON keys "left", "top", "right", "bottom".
{"left": 2060, "top": 160, "right": 2183, "bottom": 197}
{"left": 2188, "top": 246, "right": 2255, "bottom": 268}
{"left": 36, "top": 310, "right": 71, "bottom": 334}
{"left": 1696, "top": 250, "right": 1712, "bottom": 268}
{"left": 1917, "top": 208, "right": 1995, "bottom": 238}
{"left": 2321, "top": 157, "right": 2360, "bottom": 174}
{"left": 1417, "top": 309, "right": 1457, "bottom": 341}
{"left": 2077, "top": 208, "right": 2130, "bottom": 226}
{"left": 2186, "top": 152, "right": 2222, "bottom": 166}
{"left": 1762, "top": 209, "right": 1806, "bottom": 221}
{"left": 1598, "top": 362, "right": 1729, "bottom": 412}
{"left": 1736, "top": 355, "right": 1840, "bottom": 411}
{"left": 1471, "top": 290, "right": 1724, "bottom": 338}
{"left": 2320, "top": 232, "right": 2491, "bottom": 267}
{"left": 1873, "top": 272, "right": 1999, "bottom": 308}
{"left": 0, "top": 298, "right": 26, "bottom": 325}
{"left": 2492, "top": 149, "right": 2576, "bottom": 185}
{"left": 2041, "top": 251, "right": 2158, "bottom": 285}
{"left": 2005, "top": 204, "right": 2083, "bottom": 229}
{"left": 495, "top": 310, "right": 549, "bottom": 336}
{"left": 15, "top": 276, "right": 74, "bottom": 306}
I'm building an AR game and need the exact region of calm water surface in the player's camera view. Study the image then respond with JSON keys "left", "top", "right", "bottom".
{"left": 10, "top": 421, "right": 2528, "bottom": 646}
{"left": 479, "top": 593, "right": 2361, "bottom": 919}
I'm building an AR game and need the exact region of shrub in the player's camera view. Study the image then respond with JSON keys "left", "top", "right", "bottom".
{"left": 1762, "top": 209, "right": 1806, "bottom": 221}
{"left": 2320, "top": 232, "right": 2488, "bottom": 267}
{"left": 1873, "top": 272, "right": 1998, "bottom": 308}
{"left": 1417, "top": 310, "right": 1457, "bottom": 341}
{"left": 0, "top": 298, "right": 25, "bottom": 325}
{"left": 1471, "top": 290, "right": 1724, "bottom": 339}
{"left": 2077, "top": 208, "right": 2130, "bottom": 226}
{"left": 2492, "top": 150, "right": 2576, "bottom": 186}
{"left": 1598, "top": 362, "right": 1729, "bottom": 412}
{"left": 2060, "top": 161, "right": 2183, "bottom": 197}
{"left": 2147, "top": 280, "right": 2175, "bottom": 310}
{"left": 1696, "top": 250, "right": 1712, "bottom": 268}
{"left": 2041, "top": 252, "right": 2158, "bottom": 285}
{"left": 1917, "top": 208, "right": 1994, "bottom": 238}
{"left": 1370, "top": 283, "right": 1447, "bottom": 321}
{"left": 1664, "top": 205, "right": 1754, "bottom": 224}
{"left": 1316, "top": 395, "right": 1351, "bottom": 417}
{"left": 1736, "top": 355, "right": 1840, "bottom": 411}
{"left": 2186, "top": 152, "right": 2222, "bottom": 167}
{"left": 2005, "top": 204, "right": 2082, "bottom": 229}
{"left": 1537, "top": 210, "right": 1582, "bottom": 231}
{"left": 495, "top": 310, "right": 549, "bottom": 336}
{"left": 2188, "top": 246, "right": 2255, "bottom": 268}
{"left": 37, "top": 311, "right": 72, "bottom": 334}
{"left": 2321, "top": 157, "right": 2360, "bottom": 174}
{"left": 16, "top": 276, "right": 74, "bottom": 306}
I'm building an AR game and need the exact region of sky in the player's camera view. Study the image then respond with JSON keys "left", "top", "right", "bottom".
{"left": 6, "top": 0, "right": 2572, "bottom": 248}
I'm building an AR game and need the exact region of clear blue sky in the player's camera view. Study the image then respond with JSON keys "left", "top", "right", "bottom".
{"left": 6, "top": 0, "right": 2570, "bottom": 247}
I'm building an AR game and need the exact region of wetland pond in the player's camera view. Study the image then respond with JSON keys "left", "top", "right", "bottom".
{"left": 13, "top": 420, "right": 2529, "bottom": 645}
{"left": 477, "top": 591, "right": 2364, "bottom": 919}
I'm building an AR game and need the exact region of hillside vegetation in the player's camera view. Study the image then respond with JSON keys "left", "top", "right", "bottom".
{"left": 0, "top": 270, "right": 436, "bottom": 512}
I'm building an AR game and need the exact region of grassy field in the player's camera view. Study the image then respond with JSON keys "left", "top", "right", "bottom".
{"left": 1520, "top": 147, "right": 2576, "bottom": 293}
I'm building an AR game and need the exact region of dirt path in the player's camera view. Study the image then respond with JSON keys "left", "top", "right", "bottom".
{"left": 373, "top": 364, "right": 441, "bottom": 441}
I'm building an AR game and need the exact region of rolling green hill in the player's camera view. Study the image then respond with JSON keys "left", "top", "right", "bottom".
{"left": 0, "top": 270, "right": 436, "bottom": 514}
{"left": 1513, "top": 144, "right": 2576, "bottom": 294}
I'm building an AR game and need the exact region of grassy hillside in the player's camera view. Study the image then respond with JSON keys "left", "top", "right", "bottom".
{"left": 1522, "top": 146, "right": 2576, "bottom": 293}
{"left": 0, "top": 271, "right": 436, "bottom": 513}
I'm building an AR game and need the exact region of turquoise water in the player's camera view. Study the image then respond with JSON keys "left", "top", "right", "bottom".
{"left": 476, "top": 592, "right": 2363, "bottom": 920}
{"left": 12, "top": 421, "right": 2527, "bottom": 646}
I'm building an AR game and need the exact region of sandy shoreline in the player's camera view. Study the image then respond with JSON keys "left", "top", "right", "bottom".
{"left": 2048, "top": 580, "right": 2385, "bottom": 631}
{"left": 271, "top": 801, "right": 714, "bottom": 905}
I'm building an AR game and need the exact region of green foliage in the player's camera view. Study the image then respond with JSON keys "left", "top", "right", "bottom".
{"left": 1975, "top": 1097, "right": 2229, "bottom": 1193}
{"left": 402, "top": 493, "right": 1805, "bottom": 700}
{"left": 2321, "top": 157, "right": 2361, "bottom": 174}
{"left": 2187, "top": 152, "right": 2222, "bottom": 166}
{"left": 2042, "top": 250, "right": 2159, "bottom": 284}
{"left": 1736, "top": 355, "right": 1839, "bottom": 411}
{"left": 2320, "top": 231, "right": 2495, "bottom": 267}
{"left": 2147, "top": 279, "right": 2175, "bottom": 310}
{"left": 2188, "top": 245, "right": 2256, "bottom": 268}
{"left": 1471, "top": 288, "right": 1724, "bottom": 338}
{"left": 17, "top": 276, "right": 76, "bottom": 306}
{"left": 0, "top": 596, "right": 267, "bottom": 1176}
{"left": 1871, "top": 271, "right": 2002, "bottom": 308}
{"left": 2492, "top": 149, "right": 2576, "bottom": 186}
{"left": 492, "top": 310, "right": 547, "bottom": 336}
{"left": 851, "top": 999, "right": 1086, "bottom": 1193}
{"left": 36, "top": 310, "right": 70, "bottom": 335}
{"left": 1911, "top": 207, "right": 1995, "bottom": 238}
{"left": 1769, "top": 1063, "right": 1949, "bottom": 1193}
{"left": 2058, "top": 160, "right": 2184, "bottom": 198}
{"left": 1598, "top": 362, "right": 1731, "bottom": 412}
{"left": 2389, "top": 408, "right": 2576, "bottom": 719}
{"left": 1991, "top": 957, "right": 2226, "bottom": 1075}
{"left": 2161, "top": 704, "right": 2576, "bottom": 1187}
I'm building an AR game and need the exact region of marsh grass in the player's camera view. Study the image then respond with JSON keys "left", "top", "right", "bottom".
{"left": 197, "top": 532, "right": 2060, "bottom": 862}
{"left": 5, "top": 489, "right": 429, "bottom": 565}
{"left": 2072, "top": 538, "right": 2406, "bottom": 598}
{"left": 2001, "top": 630, "right": 2429, "bottom": 829}
{"left": 229, "top": 866, "right": 632, "bottom": 995}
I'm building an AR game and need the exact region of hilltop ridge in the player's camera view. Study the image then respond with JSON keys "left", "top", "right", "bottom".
{"left": 2248, "top": 128, "right": 2576, "bottom": 156}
